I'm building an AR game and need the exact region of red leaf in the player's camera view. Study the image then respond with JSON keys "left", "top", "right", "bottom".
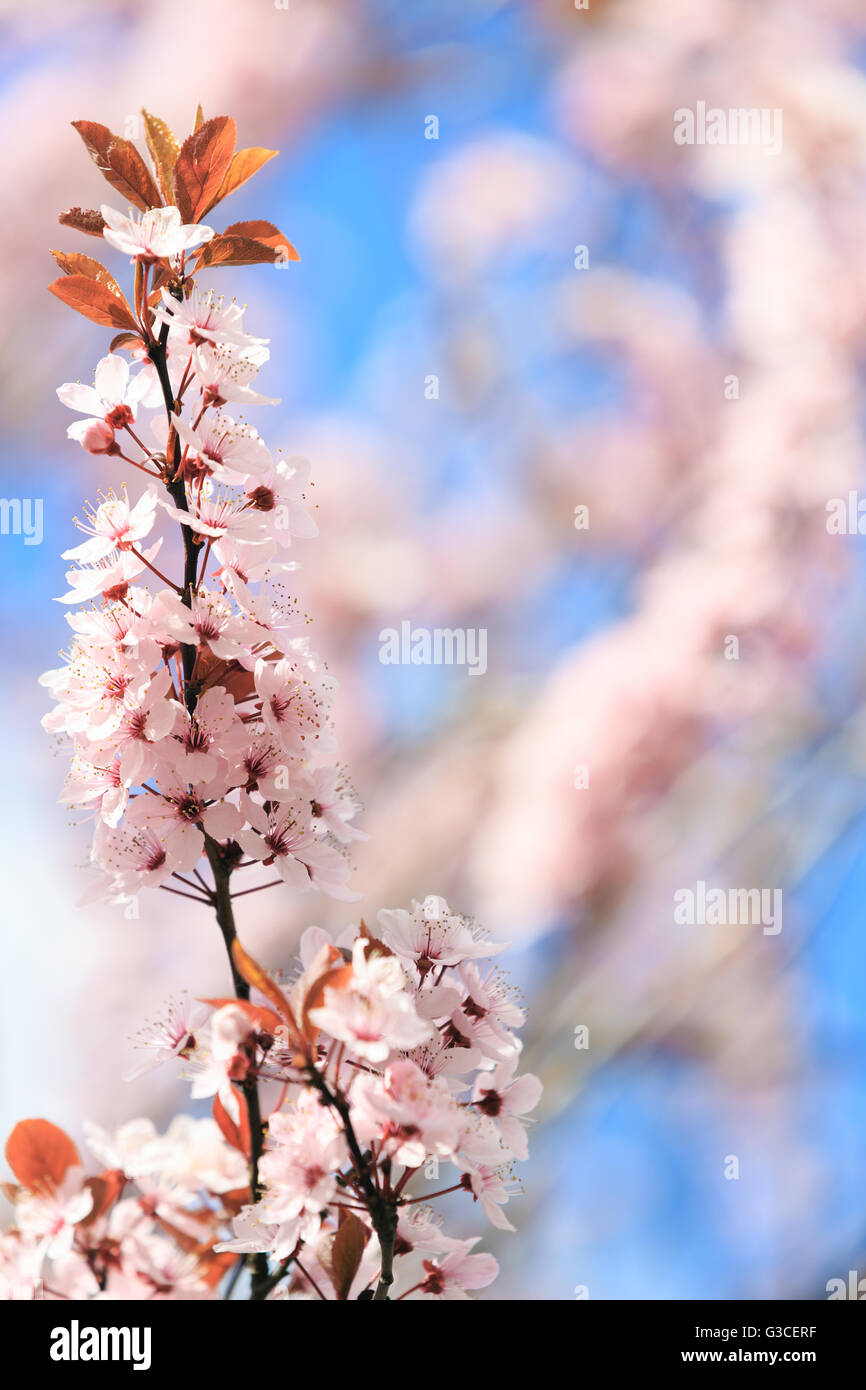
{"left": 5, "top": 1120, "right": 80, "bottom": 1194}
{"left": 199, "top": 1248, "right": 238, "bottom": 1288}
{"left": 58, "top": 207, "right": 106, "bottom": 238}
{"left": 195, "top": 235, "right": 283, "bottom": 268}
{"left": 80, "top": 1169, "right": 125, "bottom": 1226}
{"left": 230, "top": 939, "right": 303, "bottom": 1051}
{"left": 202, "top": 147, "right": 278, "bottom": 216}
{"left": 358, "top": 919, "right": 395, "bottom": 960}
{"left": 50, "top": 249, "right": 123, "bottom": 299}
{"left": 301, "top": 960, "right": 354, "bottom": 1046}
{"left": 48, "top": 275, "right": 138, "bottom": 331}
{"left": 329, "top": 1210, "right": 367, "bottom": 1300}
{"left": 223, "top": 219, "right": 299, "bottom": 260}
{"left": 213, "top": 1093, "right": 251, "bottom": 1159}
{"left": 108, "top": 331, "right": 146, "bottom": 354}
{"left": 71, "top": 120, "right": 161, "bottom": 212}
{"left": 141, "top": 109, "right": 180, "bottom": 205}
{"left": 173, "top": 116, "right": 236, "bottom": 224}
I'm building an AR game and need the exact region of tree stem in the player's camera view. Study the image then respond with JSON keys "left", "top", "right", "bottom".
{"left": 305, "top": 1063, "right": 398, "bottom": 1299}
{"left": 204, "top": 834, "right": 269, "bottom": 1299}
{"left": 147, "top": 315, "right": 199, "bottom": 708}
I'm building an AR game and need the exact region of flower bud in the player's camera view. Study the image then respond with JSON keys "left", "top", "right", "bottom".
{"left": 78, "top": 419, "right": 119, "bottom": 455}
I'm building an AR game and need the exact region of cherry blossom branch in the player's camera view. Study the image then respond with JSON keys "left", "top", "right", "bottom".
{"left": 147, "top": 291, "right": 270, "bottom": 1299}
{"left": 20, "top": 112, "right": 536, "bottom": 1304}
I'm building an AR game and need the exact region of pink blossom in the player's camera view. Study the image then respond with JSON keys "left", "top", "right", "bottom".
{"left": 378, "top": 895, "right": 505, "bottom": 971}
{"left": 106, "top": 665, "right": 178, "bottom": 785}
{"left": 450, "top": 961, "right": 525, "bottom": 1061}
{"left": 188, "top": 1004, "right": 256, "bottom": 1119}
{"left": 40, "top": 642, "right": 156, "bottom": 740}
{"left": 58, "top": 352, "right": 156, "bottom": 432}
{"left": 159, "top": 487, "right": 268, "bottom": 544}
{"left": 297, "top": 764, "right": 367, "bottom": 843}
{"left": 235, "top": 1091, "right": 346, "bottom": 1248}
{"left": 153, "top": 286, "right": 265, "bottom": 350}
{"left": 417, "top": 1238, "right": 499, "bottom": 1300}
{"left": 60, "top": 748, "right": 129, "bottom": 826}
{"left": 255, "top": 654, "right": 335, "bottom": 757}
{"left": 350, "top": 1059, "right": 461, "bottom": 1168}
{"left": 308, "top": 937, "right": 433, "bottom": 1062}
{"left": 15, "top": 1169, "right": 93, "bottom": 1263}
{"left": 237, "top": 795, "right": 358, "bottom": 900}
{"left": 124, "top": 995, "right": 209, "bottom": 1080}
{"left": 163, "top": 686, "right": 247, "bottom": 783}
{"left": 101, "top": 203, "right": 214, "bottom": 263}
{"left": 27, "top": 105, "right": 536, "bottom": 1301}
{"left": 90, "top": 819, "right": 202, "bottom": 894}
{"left": 155, "top": 588, "right": 254, "bottom": 661}
{"left": 69, "top": 417, "right": 118, "bottom": 455}
{"left": 465, "top": 1166, "right": 516, "bottom": 1232}
{"left": 62, "top": 489, "right": 158, "bottom": 564}
{"left": 192, "top": 342, "right": 279, "bottom": 408}
{"left": 124, "top": 767, "right": 243, "bottom": 848}
{"left": 170, "top": 411, "right": 272, "bottom": 483}
{"left": 472, "top": 1058, "right": 543, "bottom": 1162}
{"left": 244, "top": 455, "right": 318, "bottom": 547}
{"left": 57, "top": 539, "right": 164, "bottom": 605}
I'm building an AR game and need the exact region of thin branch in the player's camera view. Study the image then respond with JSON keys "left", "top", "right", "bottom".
{"left": 230, "top": 880, "right": 283, "bottom": 899}
{"left": 159, "top": 883, "right": 213, "bottom": 904}
{"left": 128, "top": 545, "right": 182, "bottom": 594}
{"left": 294, "top": 1257, "right": 328, "bottom": 1302}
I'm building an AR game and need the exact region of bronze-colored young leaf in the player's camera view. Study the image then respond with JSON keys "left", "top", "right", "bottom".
{"left": 330, "top": 1210, "right": 367, "bottom": 1300}
{"left": 301, "top": 959, "right": 354, "bottom": 1044}
{"left": 58, "top": 207, "right": 106, "bottom": 238}
{"left": 50, "top": 249, "right": 123, "bottom": 299}
{"left": 212, "top": 1092, "right": 251, "bottom": 1159}
{"left": 108, "top": 331, "right": 146, "bottom": 354}
{"left": 5, "top": 1119, "right": 81, "bottom": 1195}
{"left": 141, "top": 109, "right": 180, "bottom": 205}
{"left": 223, "top": 219, "right": 299, "bottom": 257}
{"left": 71, "top": 120, "right": 162, "bottom": 212}
{"left": 193, "top": 103, "right": 205, "bottom": 133}
{"left": 80, "top": 1170, "right": 124, "bottom": 1226}
{"left": 48, "top": 275, "right": 138, "bottom": 331}
{"left": 357, "top": 919, "right": 395, "bottom": 960}
{"left": 173, "top": 116, "right": 236, "bottom": 224}
{"left": 230, "top": 937, "right": 302, "bottom": 1049}
{"left": 195, "top": 234, "right": 283, "bottom": 268}
{"left": 198, "top": 1248, "right": 239, "bottom": 1289}
{"left": 202, "top": 147, "right": 278, "bottom": 216}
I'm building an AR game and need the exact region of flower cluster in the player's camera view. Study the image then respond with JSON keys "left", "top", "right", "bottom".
{"left": 202, "top": 896, "right": 539, "bottom": 1299}
{"left": 2, "top": 896, "right": 539, "bottom": 1300}
{"left": 42, "top": 187, "right": 360, "bottom": 906}
{"left": 1, "top": 1114, "right": 246, "bottom": 1300}
{"left": 3, "top": 107, "right": 538, "bottom": 1301}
